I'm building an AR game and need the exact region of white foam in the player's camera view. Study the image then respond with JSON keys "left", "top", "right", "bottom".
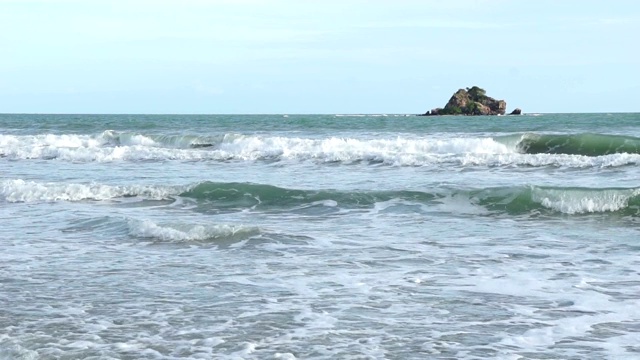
{"left": 118, "top": 134, "right": 156, "bottom": 146}
{"left": 0, "top": 133, "right": 103, "bottom": 159}
{"left": 0, "top": 179, "right": 179, "bottom": 202}
{"left": 217, "top": 135, "right": 511, "bottom": 163}
{"left": 460, "top": 153, "right": 640, "bottom": 168}
{"left": 127, "top": 219, "right": 258, "bottom": 242}
{"left": 274, "top": 353, "right": 297, "bottom": 359}
{"left": 312, "top": 199, "right": 338, "bottom": 207}
{"left": 531, "top": 187, "right": 640, "bottom": 214}
{"left": 0, "top": 343, "right": 39, "bottom": 360}
{"left": 3, "top": 133, "right": 640, "bottom": 168}
{"left": 229, "top": 342, "right": 257, "bottom": 357}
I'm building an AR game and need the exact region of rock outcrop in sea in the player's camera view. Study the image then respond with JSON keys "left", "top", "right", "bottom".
{"left": 420, "top": 86, "right": 521, "bottom": 116}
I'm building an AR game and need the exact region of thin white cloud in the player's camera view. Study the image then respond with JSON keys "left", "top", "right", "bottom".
{"left": 595, "top": 17, "right": 638, "bottom": 25}
{"left": 193, "top": 81, "right": 224, "bottom": 96}
{"left": 354, "top": 19, "right": 510, "bottom": 30}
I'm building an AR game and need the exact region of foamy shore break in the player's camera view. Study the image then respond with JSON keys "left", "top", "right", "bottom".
{"left": 420, "top": 86, "right": 522, "bottom": 116}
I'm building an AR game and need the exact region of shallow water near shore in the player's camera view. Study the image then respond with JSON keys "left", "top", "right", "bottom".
{"left": 1, "top": 113, "right": 640, "bottom": 359}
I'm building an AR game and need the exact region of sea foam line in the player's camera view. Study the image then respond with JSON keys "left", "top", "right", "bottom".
{"left": 0, "top": 179, "right": 181, "bottom": 203}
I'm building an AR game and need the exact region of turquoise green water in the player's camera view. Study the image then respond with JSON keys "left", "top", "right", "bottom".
{"left": 1, "top": 113, "right": 639, "bottom": 359}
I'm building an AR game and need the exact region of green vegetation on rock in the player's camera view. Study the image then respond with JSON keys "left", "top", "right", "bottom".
{"left": 421, "top": 86, "right": 514, "bottom": 116}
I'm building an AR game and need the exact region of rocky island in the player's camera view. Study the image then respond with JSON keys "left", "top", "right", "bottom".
{"left": 420, "top": 86, "right": 521, "bottom": 116}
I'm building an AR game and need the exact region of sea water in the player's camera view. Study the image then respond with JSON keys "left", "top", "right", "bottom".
{"left": 1, "top": 113, "right": 639, "bottom": 359}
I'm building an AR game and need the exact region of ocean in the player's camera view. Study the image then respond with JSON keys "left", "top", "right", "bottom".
{"left": 1, "top": 113, "right": 639, "bottom": 359}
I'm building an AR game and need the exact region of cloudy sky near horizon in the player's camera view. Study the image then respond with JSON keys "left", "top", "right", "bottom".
{"left": 1, "top": 0, "right": 639, "bottom": 113}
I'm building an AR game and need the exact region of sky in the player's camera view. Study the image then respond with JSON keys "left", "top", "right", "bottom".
{"left": 1, "top": 0, "right": 639, "bottom": 114}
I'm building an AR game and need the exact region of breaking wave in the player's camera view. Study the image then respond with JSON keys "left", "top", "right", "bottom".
{"left": 5, "top": 179, "right": 639, "bottom": 216}
{"left": 127, "top": 219, "right": 261, "bottom": 244}
{"left": 516, "top": 133, "right": 640, "bottom": 156}
{"left": 3, "top": 131, "right": 640, "bottom": 167}
{"left": 181, "top": 182, "right": 640, "bottom": 215}
{"left": 0, "top": 179, "right": 180, "bottom": 202}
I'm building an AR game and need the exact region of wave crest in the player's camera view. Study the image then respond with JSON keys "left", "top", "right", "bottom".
{"left": 3, "top": 132, "right": 640, "bottom": 167}
{"left": 127, "top": 219, "right": 260, "bottom": 243}
{"left": 1, "top": 179, "right": 179, "bottom": 202}
{"left": 516, "top": 133, "right": 640, "bottom": 156}
{"left": 4, "top": 179, "right": 639, "bottom": 216}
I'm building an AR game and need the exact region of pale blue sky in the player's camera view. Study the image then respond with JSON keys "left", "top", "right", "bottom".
{"left": 1, "top": 0, "right": 639, "bottom": 114}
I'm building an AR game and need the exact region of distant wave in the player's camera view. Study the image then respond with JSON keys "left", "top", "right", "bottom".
{"left": 101, "top": 130, "right": 225, "bottom": 149}
{"left": 334, "top": 114, "right": 409, "bottom": 117}
{"left": 5, "top": 179, "right": 639, "bottom": 216}
{"left": 516, "top": 133, "right": 640, "bottom": 156}
{"left": 333, "top": 114, "right": 413, "bottom": 118}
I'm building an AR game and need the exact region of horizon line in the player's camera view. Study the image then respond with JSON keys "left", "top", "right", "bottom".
{"left": 2, "top": 111, "right": 638, "bottom": 116}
